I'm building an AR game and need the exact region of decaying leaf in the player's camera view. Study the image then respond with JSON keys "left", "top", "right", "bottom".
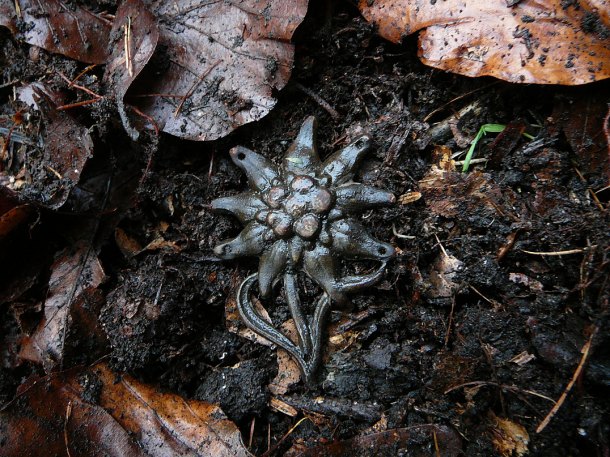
{"left": 94, "top": 363, "right": 250, "bottom": 457}
{"left": 427, "top": 251, "right": 464, "bottom": 299}
{"left": 19, "top": 243, "right": 105, "bottom": 372}
{"left": 359, "top": 0, "right": 610, "bottom": 85}
{"left": 0, "top": 368, "right": 147, "bottom": 457}
{"left": 0, "top": 0, "right": 111, "bottom": 64}
{"left": 25, "top": 86, "right": 95, "bottom": 209}
{"left": 286, "top": 424, "right": 462, "bottom": 457}
{"left": 103, "top": 0, "right": 160, "bottom": 140}
{"left": 419, "top": 167, "right": 518, "bottom": 220}
{"left": 489, "top": 412, "right": 530, "bottom": 457}
{"left": 124, "top": 0, "right": 308, "bottom": 140}
{"left": 553, "top": 93, "right": 610, "bottom": 181}
{"left": 0, "top": 187, "right": 32, "bottom": 240}
{"left": 0, "top": 363, "right": 250, "bottom": 457}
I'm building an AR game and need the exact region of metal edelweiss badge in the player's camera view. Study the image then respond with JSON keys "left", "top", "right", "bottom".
{"left": 212, "top": 116, "right": 395, "bottom": 382}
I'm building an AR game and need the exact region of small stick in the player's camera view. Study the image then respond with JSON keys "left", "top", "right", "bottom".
{"left": 294, "top": 82, "right": 340, "bottom": 120}
{"left": 64, "top": 401, "right": 73, "bottom": 457}
{"left": 536, "top": 327, "right": 597, "bottom": 433}
{"left": 124, "top": 16, "right": 133, "bottom": 77}
{"left": 521, "top": 247, "right": 596, "bottom": 256}
{"left": 56, "top": 98, "right": 101, "bottom": 111}
{"left": 174, "top": 60, "right": 221, "bottom": 117}
{"left": 128, "top": 105, "right": 160, "bottom": 136}
{"left": 57, "top": 71, "right": 102, "bottom": 99}
{"left": 69, "top": 65, "right": 97, "bottom": 87}
{"left": 433, "top": 430, "right": 441, "bottom": 457}
{"left": 248, "top": 417, "right": 255, "bottom": 449}
{"left": 261, "top": 417, "right": 309, "bottom": 457}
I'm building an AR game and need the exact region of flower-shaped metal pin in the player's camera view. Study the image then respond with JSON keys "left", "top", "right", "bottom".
{"left": 212, "top": 116, "right": 395, "bottom": 382}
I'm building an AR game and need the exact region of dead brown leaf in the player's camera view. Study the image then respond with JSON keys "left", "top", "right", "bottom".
{"left": 30, "top": 86, "right": 95, "bottom": 208}
{"left": 0, "top": 0, "right": 111, "bottom": 64}
{"left": 489, "top": 412, "right": 530, "bottom": 457}
{"left": 419, "top": 167, "right": 517, "bottom": 220}
{"left": 94, "top": 363, "right": 250, "bottom": 457}
{"left": 19, "top": 243, "right": 105, "bottom": 371}
{"left": 123, "top": 0, "right": 308, "bottom": 141}
{"left": 359, "top": 0, "right": 610, "bottom": 85}
{"left": 285, "top": 424, "right": 462, "bottom": 457}
{"left": 0, "top": 363, "right": 250, "bottom": 457}
{"left": 103, "top": 0, "right": 160, "bottom": 140}
{"left": 553, "top": 92, "right": 610, "bottom": 182}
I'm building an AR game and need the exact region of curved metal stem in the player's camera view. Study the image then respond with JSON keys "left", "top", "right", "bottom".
{"left": 336, "top": 261, "right": 388, "bottom": 293}
{"left": 236, "top": 273, "right": 330, "bottom": 384}
{"left": 284, "top": 272, "right": 312, "bottom": 357}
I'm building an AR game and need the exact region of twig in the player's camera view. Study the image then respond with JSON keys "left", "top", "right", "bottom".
{"left": 294, "top": 82, "right": 340, "bottom": 120}
{"left": 174, "top": 60, "right": 221, "bottom": 117}
{"left": 248, "top": 417, "right": 255, "bottom": 449}
{"left": 56, "top": 98, "right": 101, "bottom": 111}
{"left": 64, "top": 401, "right": 73, "bottom": 457}
{"left": 57, "top": 71, "right": 102, "bottom": 100}
{"left": 128, "top": 105, "right": 160, "bottom": 136}
{"left": 433, "top": 430, "right": 441, "bottom": 457}
{"left": 444, "top": 296, "right": 455, "bottom": 347}
{"left": 392, "top": 224, "right": 416, "bottom": 240}
{"left": 536, "top": 327, "right": 597, "bottom": 433}
{"left": 261, "top": 417, "right": 310, "bottom": 457}
{"left": 521, "top": 247, "right": 596, "bottom": 256}
{"left": 444, "top": 380, "right": 556, "bottom": 404}
{"left": 69, "top": 65, "right": 97, "bottom": 87}
{"left": 424, "top": 82, "right": 499, "bottom": 123}
{"left": 124, "top": 16, "right": 133, "bottom": 77}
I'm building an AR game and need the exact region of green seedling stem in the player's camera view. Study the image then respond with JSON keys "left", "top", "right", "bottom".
{"left": 461, "top": 124, "right": 534, "bottom": 172}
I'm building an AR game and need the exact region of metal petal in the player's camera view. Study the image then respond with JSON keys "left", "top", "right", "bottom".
{"left": 321, "top": 135, "right": 371, "bottom": 184}
{"left": 213, "top": 222, "right": 272, "bottom": 259}
{"left": 211, "top": 193, "right": 267, "bottom": 223}
{"left": 229, "top": 146, "right": 279, "bottom": 192}
{"left": 303, "top": 244, "right": 348, "bottom": 305}
{"left": 335, "top": 183, "right": 395, "bottom": 213}
{"left": 258, "top": 240, "right": 289, "bottom": 298}
{"left": 330, "top": 219, "right": 395, "bottom": 260}
{"left": 282, "top": 116, "right": 321, "bottom": 176}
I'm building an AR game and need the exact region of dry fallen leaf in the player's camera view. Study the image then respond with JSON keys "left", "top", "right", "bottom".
{"left": 0, "top": 187, "right": 32, "bottom": 240}
{"left": 0, "top": 363, "right": 250, "bottom": 457}
{"left": 553, "top": 93, "right": 610, "bottom": 181}
{"left": 94, "top": 364, "right": 250, "bottom": 457}
{"left": 286, "top": 424, "right": 462, "bottom": 457}
{"left": 31, "top": 87, "right": 96, "bottom": 208}
{"left": 19, "top": 243, "right": 105, "bottom": 371}
{"left": 359, "top": 0, "right": 610, "bottom": 85}
{"left": 103, "top": 0, "right": 160, "bottom": 140}
{"left": 123, "top": 0, "right": 308, "bottom": 140}
{"left": 489, "top": 412, "right": 530, "bottom": 457}
{"left": 0, "top": 0, "right": 111, "bottom": 64}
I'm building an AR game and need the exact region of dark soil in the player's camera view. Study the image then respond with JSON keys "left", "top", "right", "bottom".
{"left": 1, "top": 1, "right": 609, "bottom": 456}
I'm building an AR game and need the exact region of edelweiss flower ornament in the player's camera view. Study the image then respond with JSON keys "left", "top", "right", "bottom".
{"left": 212, "top": 116, "right": 395, "bottom": 382}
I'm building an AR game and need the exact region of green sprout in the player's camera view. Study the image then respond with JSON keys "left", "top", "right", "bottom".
{"left": 461, "top": 124, "right": 534, "bottom": 172}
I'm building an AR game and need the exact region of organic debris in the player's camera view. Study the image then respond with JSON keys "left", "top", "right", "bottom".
{"left": 0, "top": 0, "right": 111, "bottom": 64}
{"left": 0, "top": 363, "right": 250, "bottom": 457}
{"left": 359, "top": 0, "right": 610, "bottom": 84}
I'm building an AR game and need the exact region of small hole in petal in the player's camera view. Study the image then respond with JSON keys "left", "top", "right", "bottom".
{"left": 237, "top": 152, "right": 246, "bottom": 160}
{"left": 378, "top": 246, "right": 387, "bottom": 255}
{"left": 355, "top": 139, "right": 365, "bottom": 149}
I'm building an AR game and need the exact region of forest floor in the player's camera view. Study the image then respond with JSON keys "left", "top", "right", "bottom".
{"left": 1, "top": 1, "right": 609, "bottom": 456}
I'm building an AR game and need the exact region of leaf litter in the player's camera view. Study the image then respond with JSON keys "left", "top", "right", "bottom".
{"left": 0, "top": 362, "right": 250, "bottom": 457}
{"left": 359, "top": 0, "right": 610, "bottom": 84}
{"left": 111, "top": 0, "right": 308, "bottom": 140}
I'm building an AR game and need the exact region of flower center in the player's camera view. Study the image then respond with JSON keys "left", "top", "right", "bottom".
{"left": 261, "top": 174, "right": 334, "bottom": 240}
